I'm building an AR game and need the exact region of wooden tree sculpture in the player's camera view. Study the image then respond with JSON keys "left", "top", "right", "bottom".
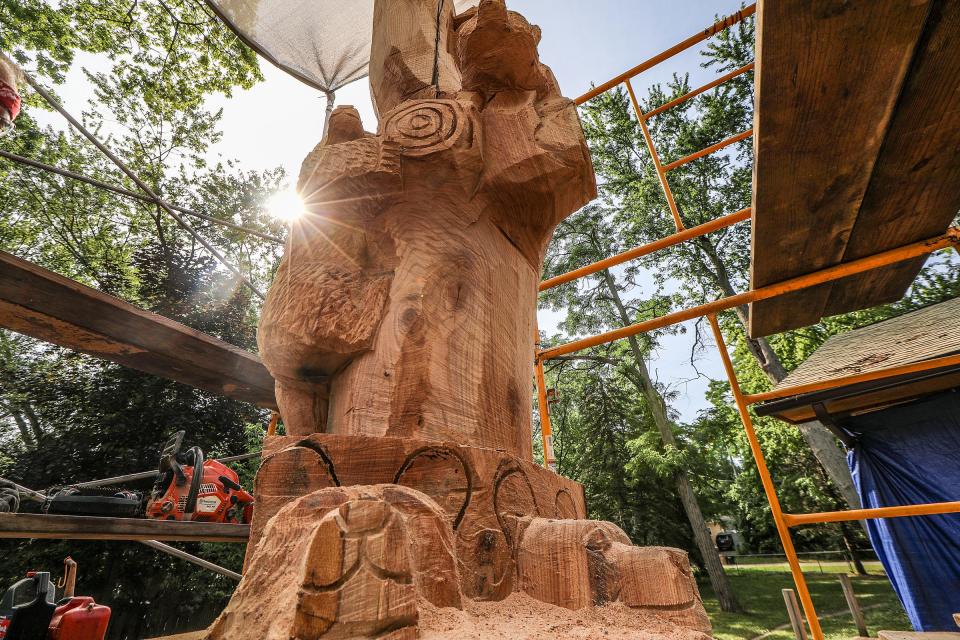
{"left": 207, "top": 2, "right": 711, "bottom": 638}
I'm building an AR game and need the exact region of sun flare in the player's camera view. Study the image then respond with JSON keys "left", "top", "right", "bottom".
{"left": 266, "top": 186, "right": 306, "bottom": 223}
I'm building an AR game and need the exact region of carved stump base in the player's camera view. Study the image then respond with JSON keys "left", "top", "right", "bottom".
{"left": 199, "top": 435, "right": 710, "bottom": 639}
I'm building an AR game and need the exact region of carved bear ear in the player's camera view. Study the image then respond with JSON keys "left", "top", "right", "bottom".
{"left": 456, "top": 0, "right": 552, "bottom": 96}
{"left": 368, "top": 0, "right": 462, "bottom": 120}
{"left": 324, "top": 106, "right": 367, "bottom": 145}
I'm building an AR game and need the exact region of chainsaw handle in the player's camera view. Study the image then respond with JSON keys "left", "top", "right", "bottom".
{"left": 218, "top": 475, "right": 242, "bottom": 491}
{"left": 183, "top": 446, "right": 204, "bottom": 515}
{"left": 169, "top": 458, "right": 186, "bottom": 484}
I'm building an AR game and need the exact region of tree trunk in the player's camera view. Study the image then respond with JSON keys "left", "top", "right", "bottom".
{"left": 840, "top": 521, "right": 868, "bottom": 576}
{"left": 693, "top": 237, "right": 863, "bottom": 513}
{"left": 3, "top": 404, "right": 35, "bottom": 449}
{"left": 601, "top": 269, "right": 742, "bottom": 613}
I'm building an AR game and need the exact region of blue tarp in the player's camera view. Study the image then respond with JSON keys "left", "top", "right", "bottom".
{"left": 846, "top": 389, "right": 960, "bottom": 631}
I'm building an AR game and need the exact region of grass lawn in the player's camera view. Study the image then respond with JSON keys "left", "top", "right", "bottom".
{"left": 698, "top": 564, "right": 911, "bottom": 640}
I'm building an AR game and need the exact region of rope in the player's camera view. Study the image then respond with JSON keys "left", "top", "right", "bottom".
{"left": 22, "top": 72, "right": 266, "bottom": 300}
{"left": 0, "top": 150, "right": 283, "bottom": 244}
{"left": 432, "top": 0, "right": 445, "bottom": 91}
{"left": 321, "top": 90, "right": 336, "bottom": 139}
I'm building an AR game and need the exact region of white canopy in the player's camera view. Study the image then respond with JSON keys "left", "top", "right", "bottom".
{"left": 206, "top": 0, "right": 479, "bottom": 94}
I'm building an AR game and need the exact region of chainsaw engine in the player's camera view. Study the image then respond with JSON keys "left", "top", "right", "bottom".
{"left": 145, "top": 431, "right": 253, "bottom": 523}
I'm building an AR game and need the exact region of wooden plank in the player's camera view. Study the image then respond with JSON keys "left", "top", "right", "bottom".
{"left": 748, "top": 0, "right": 931, "bottom": 337}
{"left": 839, "top": 574, "right": 869, "bottom": 637}
{"left": 0, "top": 513, "right": 249, "bottom": 543}
{"left": 782, "top": 588, "right": 808, "bottom": 640}
{"left": 0, "top": 250, "right": 277, "bottom": 409}
{"left": 822, "top": 0, "right": 960, "bottom": 316}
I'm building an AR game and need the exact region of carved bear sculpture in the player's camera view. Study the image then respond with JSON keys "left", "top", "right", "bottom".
{"left": 257, "top": 0, "right": 595, "bottom": 461}
{"left": 220, "top": 1, "right": 712, "bottom": 638}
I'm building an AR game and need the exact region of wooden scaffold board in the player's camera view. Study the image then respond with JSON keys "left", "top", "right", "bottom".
{"left": 749, "top": 0, "right": 960, "bottom": 337}
{"left": 0, "top": 513, "right": 249, "bottom": 543}
{"left": 0, "top": 250, "right": 277, "bottom": 409}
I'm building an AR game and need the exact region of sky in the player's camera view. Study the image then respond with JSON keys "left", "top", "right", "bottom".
{"left": 35, "top": 0, "right": 750, "bottom": 421}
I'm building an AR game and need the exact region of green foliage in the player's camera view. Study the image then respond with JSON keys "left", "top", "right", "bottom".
{"left": 0, "top": 1, "right": 286, "bottom": 636}
{"left": 548, "top": 8, "right": 960, "bottom": 561}
{"left": 544, "top": 355, "right": 693, "bottom": 551}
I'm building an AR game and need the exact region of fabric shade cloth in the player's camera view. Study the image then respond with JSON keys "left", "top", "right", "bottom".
{"left": 205, "top": 0, "right": 479, "bottom": 94}
{"left": 846, "top": 389, "right": 960, "bottom": 631}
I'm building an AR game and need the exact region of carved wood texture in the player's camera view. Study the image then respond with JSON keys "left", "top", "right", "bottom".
{"left": 256, "top": 0, "right": 596, "bottom": 460}
{"left": 215, "top": 2, "right": 711, "bottom": 638}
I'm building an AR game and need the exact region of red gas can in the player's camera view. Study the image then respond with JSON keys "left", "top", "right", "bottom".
{"left": 48, "top": 597, "right": 110, "bottom": 640}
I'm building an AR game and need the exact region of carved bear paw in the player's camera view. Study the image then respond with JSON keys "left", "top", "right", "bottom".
{"left": 516, "top": 517, "right": 711, "bottom": 634}
{"left": 207, "top": 485, "right": 461, "bottom": 640}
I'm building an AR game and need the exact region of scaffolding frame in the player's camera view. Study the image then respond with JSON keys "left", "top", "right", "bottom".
{"left": 1, "top": 1, "right": 957, "bottom": 628}
{"left": 533, "top": 6, "right": 960, "bottom": 638}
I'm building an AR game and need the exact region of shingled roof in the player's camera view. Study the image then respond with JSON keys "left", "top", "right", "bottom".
{"left": 757, "top": 296, "right": 960, "bottom": 424}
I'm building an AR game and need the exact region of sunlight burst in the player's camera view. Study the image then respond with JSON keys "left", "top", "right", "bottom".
{"left": 266, "top": 186, "right": 306, "bottom": 223}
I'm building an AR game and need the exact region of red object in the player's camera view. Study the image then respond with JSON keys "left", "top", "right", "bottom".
{"left": 145, "top": 458, "right": 254, "bottom": 523}
{"left": 0, "top": 81, "right": 20, "bottom": 121}
{"left": 48, "top": 597, "right": 110, "bottom": 640}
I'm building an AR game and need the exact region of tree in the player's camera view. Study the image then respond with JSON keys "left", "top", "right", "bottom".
{"left": 0, "top": 1, "right": 289, "bottom": 635}
{"left": 544, "top": 350, "right": 696, "bottom": 551}
{"left": 541, "top": 204, "right": 743, "bottom": 612}
{"left": 577, "top": 15, "right": 863, "bottom": 515}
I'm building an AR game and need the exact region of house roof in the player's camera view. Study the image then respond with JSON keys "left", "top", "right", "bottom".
{"left": 756, "top": 296, "right": 960, "bottom": 423}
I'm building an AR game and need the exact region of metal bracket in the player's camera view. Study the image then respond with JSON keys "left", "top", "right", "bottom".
{"left": 812, "top": 402, "right": 855, "bottom": 448}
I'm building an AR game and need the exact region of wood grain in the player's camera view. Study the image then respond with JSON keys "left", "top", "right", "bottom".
{"left": 822, "top": 0, "right": 960, "bottom": 316}
{"left": 748, "top": 0, "right": 931, "bottom": 337}
{"left": 258, "top": 0, "right": 595, "bottom": 456}
{"left": 0, "top": 250, "right": 277, "bottom": 409}
{"left": 208, "top": 485, "right": 460, "bottom": 640}
{"left": 247, "top": 432, "right": 586, "bottom": 590}
{"left": 0, "top": 513, "right": 249, "bottom": 543}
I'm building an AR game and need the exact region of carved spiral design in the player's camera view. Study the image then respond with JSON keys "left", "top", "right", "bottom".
{"left": 383, "top": 100, "right": 466, "bottom": 156}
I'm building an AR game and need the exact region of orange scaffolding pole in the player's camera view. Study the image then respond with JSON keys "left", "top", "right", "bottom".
{"left": 539, "top": 207, "right": 751, "bottom": 291}
{"left": 783, "top": 502, "right": 960, "bottom": 528}
{"left": 643, "top": 63, "right": 755, "bottom": 120}
{"left": 708, "top": 314, "right": 824, "bottom": 639}
{"left": 662, "top": 129, "right": 753, "bottom": 172}
{"left": 626, "top": 79, "right": 686, "bottom": 230}
{"left": 533, "top": 321, "right": 557, "bottom": 470}
{"left": 539, "top": 227, "right": 960, "bottom": 360}
{"left": 534, "top": 356, "right": 557, "bottom": 471}
{"left": 574, "top": 5, "right": 757, "bottom": 105}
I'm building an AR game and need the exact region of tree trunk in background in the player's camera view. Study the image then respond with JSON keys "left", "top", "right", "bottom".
{"left": 602, "top": 270, "right": 743, "bottom": 613}
{"left": 694, "top": 237, "right": 863, "bottom": 513}
{"left": 840, "top": 522, "right": 868, "bottom": 576}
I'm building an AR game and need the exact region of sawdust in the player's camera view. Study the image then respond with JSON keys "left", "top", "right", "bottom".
{"left": 148, "top": 594, "right": 711, "bottom": 640}
{"left": 418, "top": 592, "right": 712, "bottom": 640}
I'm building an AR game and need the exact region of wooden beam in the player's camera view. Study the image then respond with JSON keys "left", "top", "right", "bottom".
{"left": 748, "top": 0, "right": 933, "bottom": 337}
{"left": 0, "top": 513, "right": 249, "bottom": 543}
{"left": 0, "top": 250, "right": 278, "bottom": 409}
{"left": 821, "top": 0, "right": 960, "bottom": 316}
{"left": 782, "top": 588, "right": 809, "bottom": 640}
